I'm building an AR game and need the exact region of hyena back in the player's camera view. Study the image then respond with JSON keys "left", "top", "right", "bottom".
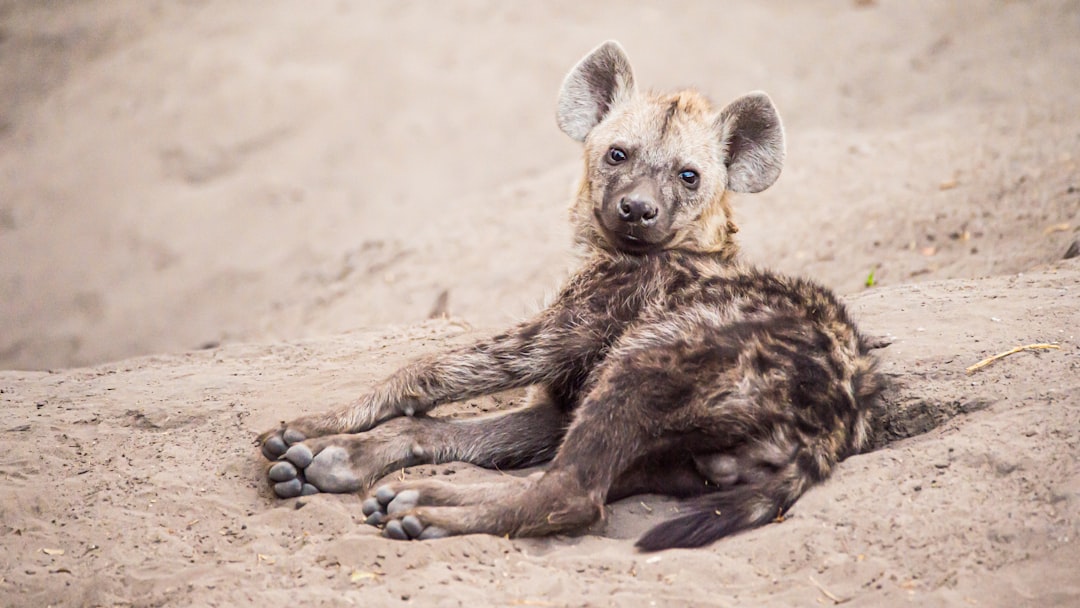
{"left": 258, "top": 41, "right": 883, "bottom": 551}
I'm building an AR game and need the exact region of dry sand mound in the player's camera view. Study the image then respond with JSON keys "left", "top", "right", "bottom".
{"left": 1, "top": 1, "right": 1078, "bottom": 606}
{"left": 2, "top": 263, "right": 1078, "bottom": 606}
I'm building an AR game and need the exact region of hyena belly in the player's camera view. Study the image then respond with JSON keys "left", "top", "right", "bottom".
{"left": 620, "top": 266, "right": 881, "bottom": 550}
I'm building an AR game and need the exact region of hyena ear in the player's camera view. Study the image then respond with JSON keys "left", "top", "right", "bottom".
{"left": 556, "top": 41, "right": 636, "bottom": 142}
{"left": 716, "top": 92, "right": 786, "bottom": 193}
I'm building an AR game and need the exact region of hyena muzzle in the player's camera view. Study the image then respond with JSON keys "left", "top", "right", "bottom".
{"left": 257, "top": 41, "right": 883, "bottom": 551}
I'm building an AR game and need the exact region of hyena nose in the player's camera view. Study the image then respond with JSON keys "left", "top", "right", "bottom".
{"left": 617, "top": 198, "right": 659, "bottom": 225}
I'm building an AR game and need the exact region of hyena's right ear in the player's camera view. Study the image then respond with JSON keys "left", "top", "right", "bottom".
{"left": 556, "top": 41, "right": 636, "bottom": 142}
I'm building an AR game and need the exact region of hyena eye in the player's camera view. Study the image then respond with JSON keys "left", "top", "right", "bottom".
{"left": 606, "top": 147, "right": 628, "bottom": 165}
{"left": 678, "top": 169, "right": 699, "bottom": 189}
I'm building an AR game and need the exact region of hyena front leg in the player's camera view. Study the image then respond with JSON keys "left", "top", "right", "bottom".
{"left": 264, "top": 387, "right": 570, "bottom": 498}
{"left": 258, "top": 308, "right": 597, "bottom": 459}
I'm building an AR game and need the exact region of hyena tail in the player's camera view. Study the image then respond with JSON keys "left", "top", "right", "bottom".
{"left": 635, "top": 352, "right": 883, "bottom": 552}
{"left": 634, "top": 462, "right": 809, "bottom": 552}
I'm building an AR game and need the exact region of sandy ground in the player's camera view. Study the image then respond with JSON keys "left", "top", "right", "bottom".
{"left": 1, "top": 0, "right": 1078, "bottom": 606}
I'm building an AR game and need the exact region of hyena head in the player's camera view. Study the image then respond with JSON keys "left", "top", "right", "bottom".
{"left": 556, "top": 41, "right": 785, "bottom": 259}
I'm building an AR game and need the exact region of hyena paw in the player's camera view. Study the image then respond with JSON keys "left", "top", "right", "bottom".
{"left": 266, "top": 443, "right": 319, "bottom": 498}
{"left": 384, "top": 514, "right": 450, "bottom": 541}
{"left": 265, "top": 440, "right": 366, "bottom": 498}
{"left": 258, "top": 413, "right": 337, "bottom": 461}
{"left": 362, "top": 487, "right": 450, "bottom": 540}
{"left": 360, "top": 486, "right": 414, "bottom": 525}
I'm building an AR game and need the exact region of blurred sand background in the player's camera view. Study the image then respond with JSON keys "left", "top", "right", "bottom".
{"left": 0, "top": 1, "right": 1078, "bottom": 606}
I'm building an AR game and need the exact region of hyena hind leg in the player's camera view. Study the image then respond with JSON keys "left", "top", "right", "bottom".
{"left": 365, "top": 343, "right": 713, "bottom": 542}
{"left": 361, "top": 474, "right": 538, "bottom": 531}
{"left": 606, "top": 452, "right": 717, "bottom": 501}
{"left": 692, "top": 440, "right": 800, "bottom": 489}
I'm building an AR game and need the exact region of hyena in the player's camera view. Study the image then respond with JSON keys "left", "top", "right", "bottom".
{"left": 258, "top": 41, "right": 883, "bottom": 550}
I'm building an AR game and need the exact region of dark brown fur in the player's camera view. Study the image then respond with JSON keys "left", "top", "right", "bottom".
{"left": 257, "top": 42, "right": 883, "bottom": 550}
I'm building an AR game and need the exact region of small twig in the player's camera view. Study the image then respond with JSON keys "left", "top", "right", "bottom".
{"left": 966, "top": 343, "right": 1061, "bottom": 374}
{"left": 808, "top": 575, "right": 850, "bottom": 604}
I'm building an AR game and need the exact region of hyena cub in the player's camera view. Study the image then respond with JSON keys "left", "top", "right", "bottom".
{"left": 258, "top": 41, "right": 883, "bottom": 550}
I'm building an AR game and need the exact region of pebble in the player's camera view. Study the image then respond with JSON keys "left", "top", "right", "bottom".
{"left": 1064, "top": 239, "right": 1079, "bottom": 260}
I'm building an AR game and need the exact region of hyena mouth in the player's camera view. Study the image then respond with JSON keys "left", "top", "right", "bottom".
{"left": 593, "top": 209, "right": 673, "bottom": 254}
{"left": 611, "top": 230, "right": 676, "bottom": 254}
{"left": 605, "top": 228, "right": 669, "bottom": 253}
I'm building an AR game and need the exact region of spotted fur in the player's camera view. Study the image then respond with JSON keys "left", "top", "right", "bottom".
{"left": 259, "top": 41, "right": 883, "bottom": 551}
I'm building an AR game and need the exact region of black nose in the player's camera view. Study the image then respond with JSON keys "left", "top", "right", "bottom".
{"left": 617, "top": 197, "right": 659, "bottom": 225}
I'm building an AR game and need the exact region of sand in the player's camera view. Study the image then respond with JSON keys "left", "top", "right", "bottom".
{"left": 1, "top": 1, "right": 1078, "bottom": 606}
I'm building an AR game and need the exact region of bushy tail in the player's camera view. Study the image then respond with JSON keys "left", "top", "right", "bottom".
{"left": 635, "top": 465, "right": 808, "bottom": 552}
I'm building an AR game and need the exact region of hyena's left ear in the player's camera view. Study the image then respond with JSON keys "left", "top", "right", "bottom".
{"left": 556, "top": 41, "right": 636, "bottom": 142}
{"left": 716, "top": 92, "right": 786, "bottom": 193}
